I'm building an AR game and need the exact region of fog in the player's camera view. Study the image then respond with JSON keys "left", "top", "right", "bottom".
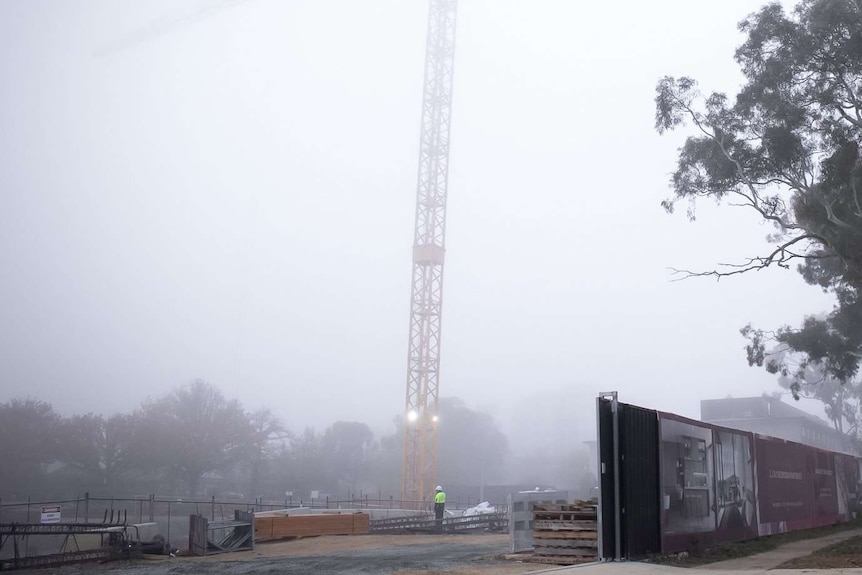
{"left": 0, "top": 0, "right": 833, "bottom": 472}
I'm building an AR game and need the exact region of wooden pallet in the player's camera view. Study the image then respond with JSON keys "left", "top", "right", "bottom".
{"left": 532, "top": 503, "right": 597, "bottom": 522}
{"left": 532, "top": 503, "right": 597, "bottom": 513}
{"left": 526, "top": 555, "right": 597, "bottom": 566}
{"left": 534, "top": 530, "right": 598, "bottom": 540}
{"left": 534, "top": 542, "right": 597, "bottom": 555}
{"left": 533, "top": 519, "right": 598, "bottom": 531}
{"left": 531, "top": 501, "right": 598, "bottom": 562}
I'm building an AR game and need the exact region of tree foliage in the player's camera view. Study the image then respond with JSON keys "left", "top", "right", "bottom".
{"left": 137, "top": 379, "right": 252, "bottom": 496}
{"left": 0, "top": 387, "right": 517, "bottom": 502}
{"left": 437, "top": 397, "right": 509, "bottom": 485}
{"left": 58, "top": 413, "right": 137, "bottom": 490}
{"left": 280, "top": 427, "right": 326, "bottom": 495}
{"left": 776, "top": 360, "right": 862, "bottom": 436}
{"left": 0, "top": 399, "right": 59, "bottom": 497}
{"left": 656, "top": 0, "right": 862, "bottom": 393}
{"left": 321, "top": 421, "right": 375, "bottom": 493}
{"left": 246, "top": 408, "right": 287, "bottom": 497}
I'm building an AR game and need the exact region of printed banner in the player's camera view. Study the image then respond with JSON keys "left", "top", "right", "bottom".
{"left": 755, "top": 436, "right": 844, "bottom": 535}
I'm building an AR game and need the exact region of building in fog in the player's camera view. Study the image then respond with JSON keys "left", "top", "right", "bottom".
{"left": 700, "top": 396, "right": 860, "bottom": 455}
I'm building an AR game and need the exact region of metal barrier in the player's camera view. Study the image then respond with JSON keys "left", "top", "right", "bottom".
{"left": 0, "top": 494, "right": 508, "bottom": 549}
{"left": 369, "top": 512, "right": 508, "bottom": 533}
{"left": 0, "top": 516, "right": 134, "bottom": 570}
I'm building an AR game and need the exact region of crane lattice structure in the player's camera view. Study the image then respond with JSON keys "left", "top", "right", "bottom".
{"left": 402, "top": 0, "right": 459, "bottom": 504}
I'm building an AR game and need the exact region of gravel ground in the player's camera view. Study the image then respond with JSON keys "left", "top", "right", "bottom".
{"left": 39, "top": 533, "right": 541, "bottom": 575}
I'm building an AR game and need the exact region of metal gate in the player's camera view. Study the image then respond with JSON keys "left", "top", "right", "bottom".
{"left": 597, "top": 393, "right": 661, "bottom": 560}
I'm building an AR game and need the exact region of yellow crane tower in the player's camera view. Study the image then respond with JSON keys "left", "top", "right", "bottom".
{"left": 401, "top": 0, "right": 459, "bottom": 504}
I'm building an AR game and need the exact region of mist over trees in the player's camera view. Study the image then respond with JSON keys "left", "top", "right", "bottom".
{"left": 0, "top": 399, "right": 59, "bottom": 497}
{"left": 656, "top": 0, "right": 862, "bottom": 423}
{"left": 0, "top": 381, "right": 595, "bottom": 502}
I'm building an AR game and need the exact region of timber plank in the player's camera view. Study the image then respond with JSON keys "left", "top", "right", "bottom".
{"left": 533, "top": 520, "right": 598, "bottom": 531}
{"left": 353, "top": 514, "right": 370, "bottom": 534}
{"left": 533, "top": 531, "right": 598, "bottom": 540}
{"left": 534, "top": 540, "right": 598, "bottom": 549}
{"left": 527, "top": 555, "right": 596, "bottom": 566}
{"left": 535, "top": 547, "right": 596, "bottom": 557}
{"left": 253, "top": 516, "right": 274, "bottom": 541}
{"left": 532, "top": 504, "right": 597, "bottom": 514}
{"left": 534, "top": 516, "right": 597, "bottom": 523}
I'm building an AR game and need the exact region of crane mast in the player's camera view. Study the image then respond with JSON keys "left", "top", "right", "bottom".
{"left": 402, "top": 0, "right": 458, "bottom": 504}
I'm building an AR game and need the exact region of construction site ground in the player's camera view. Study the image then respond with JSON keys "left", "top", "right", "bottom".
{"left": 37, "top": 532, "right": 541, "bottom": 575}
{"left": 34, "top": 524, "right": 862, "bottom": 575}
{"left": 768, "top": 532, "right": 862, "bottom": 569}
{"left": 548, "top": 527, "right": 862, "bottom": 575}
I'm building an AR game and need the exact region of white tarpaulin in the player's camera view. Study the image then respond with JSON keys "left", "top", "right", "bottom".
{"left": 461, "top": 501, "right": 495, "bottom": 517}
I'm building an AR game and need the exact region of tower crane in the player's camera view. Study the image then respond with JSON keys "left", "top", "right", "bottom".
{"left": 98, "top": 0, "right": 461, "bottom": 504}
{"left": 401, "top": 0, "right": 459, "bottom": 504}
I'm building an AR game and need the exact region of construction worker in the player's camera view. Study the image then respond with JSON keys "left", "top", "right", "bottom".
{"left": 434, "top": 485, "right": 446, "bottom": 531}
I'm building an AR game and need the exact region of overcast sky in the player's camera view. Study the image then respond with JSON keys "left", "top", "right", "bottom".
{"left": 0, "top": 0, "right": 834, "bottom": 446}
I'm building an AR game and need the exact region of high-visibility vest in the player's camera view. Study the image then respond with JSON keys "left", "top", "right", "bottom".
{"left": 435, "top": 491, "right": 446, "bottom": 504}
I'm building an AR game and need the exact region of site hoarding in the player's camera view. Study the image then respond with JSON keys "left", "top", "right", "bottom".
{"left": 598, "top": 398, "right": 862, "bottom": 559}
{"left": 656, "top": 412, "right": 862, "bottom": 553}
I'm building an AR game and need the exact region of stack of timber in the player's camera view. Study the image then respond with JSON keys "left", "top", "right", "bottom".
{"left": 529, "top": 501, "right": 598, "bottom": 566}
{"left": 254, "top": 513, "right": 369, "bottom": 542}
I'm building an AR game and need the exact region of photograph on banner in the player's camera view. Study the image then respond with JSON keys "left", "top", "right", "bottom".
{"left": 660, "top": 416, "right": 715, "bottom": 534}
{"left": 659, "top": 414, "right": 757, "bottom": 551}
{"left": 714, "top": 429, "right": 756, "bottom": 537}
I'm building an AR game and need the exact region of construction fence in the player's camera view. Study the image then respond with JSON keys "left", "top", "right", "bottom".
{"left": 0, "top": 494, "right": 507, "bottom": 549}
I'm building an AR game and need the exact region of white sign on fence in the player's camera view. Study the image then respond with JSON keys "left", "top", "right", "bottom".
{"left": 40, "top": 505, "right": 61, "bottom": 524}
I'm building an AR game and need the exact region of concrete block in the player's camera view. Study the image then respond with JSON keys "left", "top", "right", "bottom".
{"left": 508, "top": 489, "right": 568, "bottom": 553}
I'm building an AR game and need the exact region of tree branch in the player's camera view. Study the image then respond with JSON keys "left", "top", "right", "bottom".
{"left": 852, "top": 178, "right": 862, "bottom": 218}
{"left": 714, "top": 133, "right": 802, "bottom": 229}
{"left": 837, "top": 106, "right": 862, "bottom": 128}
{"left": 821, "top": 194, "right": 857, "bottom": 229}
{"left": 669, "top": 233, "right": 828, "bottom": 280}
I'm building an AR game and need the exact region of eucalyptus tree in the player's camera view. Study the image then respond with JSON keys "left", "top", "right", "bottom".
{"left": 656, "top": 0, "right": 862, "bottom": 398}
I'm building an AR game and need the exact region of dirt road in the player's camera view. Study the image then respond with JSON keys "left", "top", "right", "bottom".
{"left": 42, "top": 533, "right": 542, "bottom": 575}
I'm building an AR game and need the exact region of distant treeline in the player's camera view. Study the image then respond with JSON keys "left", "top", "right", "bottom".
{"left": 0, "top": 380, "right": 595, "bottom": 502}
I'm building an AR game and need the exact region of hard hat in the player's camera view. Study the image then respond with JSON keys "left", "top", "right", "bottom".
{"left": 435, "top": 485, "right": 442, "bottom": 491}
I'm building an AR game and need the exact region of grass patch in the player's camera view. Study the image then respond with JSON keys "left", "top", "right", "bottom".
{"left": 777, "top": 534, "right": 862, "bottom": 569}
{"left": 645, "top": 518, "right": 862, "bottom": 568}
